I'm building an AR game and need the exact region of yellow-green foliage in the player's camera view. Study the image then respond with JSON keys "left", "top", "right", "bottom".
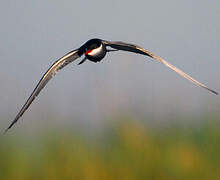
{"left": 1, "top": 116, "right": 220, "bottom": 180}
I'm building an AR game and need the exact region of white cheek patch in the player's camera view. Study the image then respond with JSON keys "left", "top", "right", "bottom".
{"left": 88, "top": 44, "right": 103, "bottom": 56}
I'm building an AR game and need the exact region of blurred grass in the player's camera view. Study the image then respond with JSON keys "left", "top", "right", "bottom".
{"left": 1, "top": 115, "right": 220, "bottom": 180}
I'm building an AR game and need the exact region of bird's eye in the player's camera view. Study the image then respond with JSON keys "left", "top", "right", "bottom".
{"left": 91, "top": 45, "right": 97, "bottom": 49}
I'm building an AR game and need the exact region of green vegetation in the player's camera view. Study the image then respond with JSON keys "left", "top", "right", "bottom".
{"left": 1, "top": 115, "right": 220, "bottom": 180}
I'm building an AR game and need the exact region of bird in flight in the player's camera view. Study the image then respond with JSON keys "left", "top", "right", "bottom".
{"left": 5, "top": 38, "right": 218, "bottom": 133}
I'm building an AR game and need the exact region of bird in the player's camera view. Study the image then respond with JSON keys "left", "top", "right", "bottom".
{"left": 5, "top": 38, "right": 218, "bottom": 133}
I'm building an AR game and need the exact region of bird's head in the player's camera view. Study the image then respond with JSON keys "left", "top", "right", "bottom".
{"left": 83, "top": 39, "right": 107, "bottom": 62}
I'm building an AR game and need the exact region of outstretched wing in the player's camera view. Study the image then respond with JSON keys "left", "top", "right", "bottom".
{"left": 103, "top": 40, "right": 218, "bottom": 95}
{"left": 5, "top": 49, "right": 80, "bottom": 133}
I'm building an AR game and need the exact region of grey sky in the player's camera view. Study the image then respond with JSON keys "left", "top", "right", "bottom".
{"left": 0, "top": 0, "right": 219, "bottom": 130}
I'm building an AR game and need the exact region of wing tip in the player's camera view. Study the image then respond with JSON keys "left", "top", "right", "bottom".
{"left": 209, "top": 89, "right": 218, "bottom": 95}
{"left": 3, "top": 127, "right": 10, "bottom": 135}
{"left": 204, "top": 86, "right": 218, "bottom": 95}
{"left": 3, "top": 124, "right": 14, "bottom": 135}
{"left": 3, "top": 117, "right": 19, "bottom": 135}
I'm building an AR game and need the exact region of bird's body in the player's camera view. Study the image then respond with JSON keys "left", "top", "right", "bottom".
{"left": 5, "top": 38, "right": 218, "bottom": 133}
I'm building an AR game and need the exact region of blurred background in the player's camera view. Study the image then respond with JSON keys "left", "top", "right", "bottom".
{"left": 0, "top": 0, "right": 220, "bottom": 179}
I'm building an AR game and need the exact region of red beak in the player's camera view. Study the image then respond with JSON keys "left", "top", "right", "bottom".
{"left": 85, "top": 50, "right": 92, "bottom": 55}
